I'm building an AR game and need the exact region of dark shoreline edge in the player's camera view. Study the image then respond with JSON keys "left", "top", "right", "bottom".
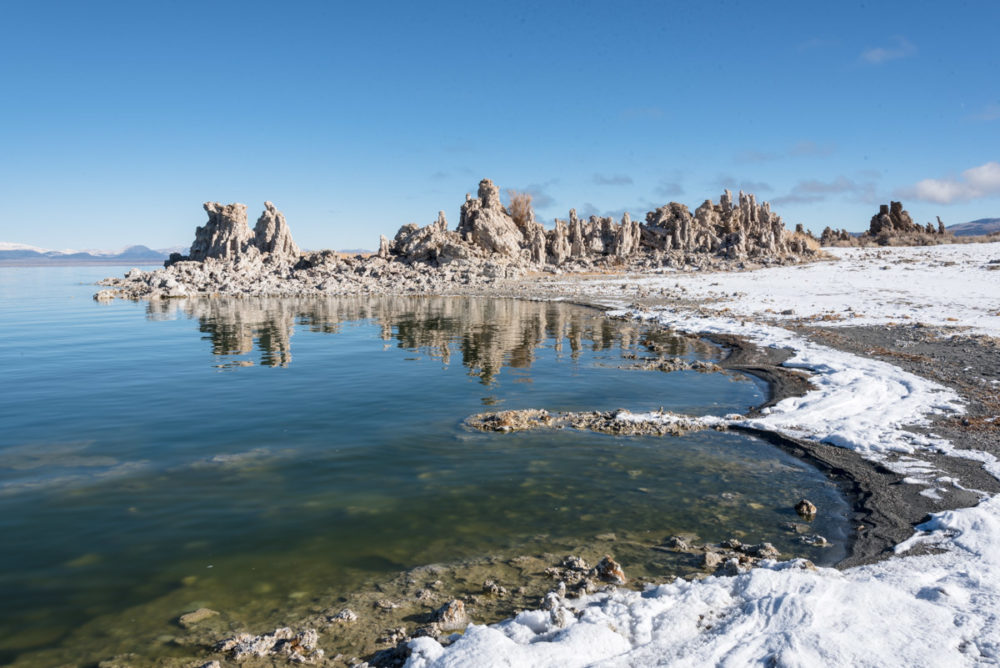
{"left": 511, "top": 297, "right": 930, "bottom": 569}
{"left": 550, "top": 293, "right": 996, "bottom": 571}
{"left": 663, "top": 328, "right": 988, "bottom": 569}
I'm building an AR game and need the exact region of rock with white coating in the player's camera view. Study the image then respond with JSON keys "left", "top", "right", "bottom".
{"left": 593, "top": 555, "right": 627, "bottom": 585}
{"left": 457, "top": 180, "right": 524, "bottom": 257}
{"left": 432, "top": 599, "right": 468, "bottom": 631}
{"left": 254, "top": 201, "right": 300, "bottom": 259}
{"left": 189, "top": 202, "right": 255, "bottom": 262}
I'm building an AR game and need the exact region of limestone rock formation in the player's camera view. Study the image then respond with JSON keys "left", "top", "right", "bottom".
{"left": 254, "top": 201, "right": 300, "bottom": 259}
{"left": 457, "top": 180, "right": 524, "bottom": 257}
{"left": 182, "top": 201, "right": 299, "bottom": 265}
{"left": 642, "top": 190, "right": 793, "bottom": 259}
{"left": 548, "top": 219, "right": 571, "bottom": 265}
{"left": 189, "top": 202, "right": 254, "bottom": 262}
{"left": 390, "top": 211, "right": 472, "bottom": 265}
{"left": 869, "top": 201, "right": 922, "bottom": 236}
{"left": 104, "top": 177, "right": 818, "bottom": 303}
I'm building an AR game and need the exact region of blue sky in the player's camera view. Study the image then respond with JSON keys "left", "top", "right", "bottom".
{"left": 1, "top": 0, "right": 998, "bottom": 250}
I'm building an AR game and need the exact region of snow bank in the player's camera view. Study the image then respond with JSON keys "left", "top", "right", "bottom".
{"left": 406, "top": 244, "right": 1000, "bottom": 667}
{"left": 565, "top": 242, "right": 1000, "bottom": 337}
{"left": 410, "top": 495, "right": 1000, "bottom": 666}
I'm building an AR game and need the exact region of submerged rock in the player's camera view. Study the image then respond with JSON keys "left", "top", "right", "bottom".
{"left": 177, "top": 607, "right": 219, "bottom": 628}
{"left": 795, "top": 498, "right": 818, "bottom": 520}
{"left": 593, "top": 555, "right": 627, "bottom": 585}
{"left": 216, "top": 627, "right": 321, "bottom": 663}
{"left": 432, "top": 599, "right": 468, "bottom": 631}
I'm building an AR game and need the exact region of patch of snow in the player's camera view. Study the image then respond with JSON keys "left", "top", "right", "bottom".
{"left": 407, "top": 242, "right": 1000, "bottom": 668}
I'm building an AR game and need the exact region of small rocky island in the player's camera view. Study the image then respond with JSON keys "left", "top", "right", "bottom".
{"left": 97, "top": 178, "right": 819, "bottom": 301}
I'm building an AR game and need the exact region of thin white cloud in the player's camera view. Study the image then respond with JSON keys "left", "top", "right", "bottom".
{"left": 972, "top": 103, "right": 1000, "bottom": 122}
{"left": 654, "top": 180, "right": 685, "bottom": 197}
{"left": 771, "top": 175, "right": 878, "bottom": 207}
{"left": 789, "top": 140, "right": 835, "bottom": 157}
{"left": 734, "top": 149, "right": 781, "bottom": 163}
{"left": 735, "top": 141, "right": 836, "bottom": 163}
{"left": 900, "top": 161, "right": 1000, "bottom": 204}
{"left": 515, "top": 180, "right": 558, "bottom": 209}
{"left": 592, "top": 173, "right": 633, "bottom": 186}
{"left": 860, "top": 36, "right": 916, "bottom": 64}
{"left": 717, "top": 174, "right": 773, "bottom": 194}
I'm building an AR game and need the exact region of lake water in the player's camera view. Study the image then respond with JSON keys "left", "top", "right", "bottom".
{"left": 0, "top": 266, "right": 849, "bottom": 666}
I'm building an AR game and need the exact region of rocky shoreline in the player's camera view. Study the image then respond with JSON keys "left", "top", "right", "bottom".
{"left": 82, "top": 184, "right": 1000, "bottom": 667}
{"left": 66, "top": 320, "right": 864, "bottom": 668}
{"left": 94, "top": 178, "right": 818, "bottom": 303}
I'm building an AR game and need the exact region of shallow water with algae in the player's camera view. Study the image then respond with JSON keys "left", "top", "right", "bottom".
{"left": 0, "top": 267, "right": 848, "bottom": 666}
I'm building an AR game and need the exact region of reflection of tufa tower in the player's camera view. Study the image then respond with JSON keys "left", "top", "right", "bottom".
{"left": 162, "top": 296, "right": 700, "bottom": 379}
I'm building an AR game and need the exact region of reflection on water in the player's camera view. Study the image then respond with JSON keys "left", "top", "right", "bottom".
{"left": 0, "top": 281, "right": 849, "bottom": 668}
{"left": 149, "top": 296, "right": 713, "bottom": 380}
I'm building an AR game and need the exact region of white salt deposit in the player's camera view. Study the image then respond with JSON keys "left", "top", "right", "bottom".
{"left": 406, "top": 242, "right": 1000, "bottom": 667}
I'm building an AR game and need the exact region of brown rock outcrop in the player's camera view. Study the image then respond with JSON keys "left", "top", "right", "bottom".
{"left": 869, "top": 201, "right": 922, "bottom": 236}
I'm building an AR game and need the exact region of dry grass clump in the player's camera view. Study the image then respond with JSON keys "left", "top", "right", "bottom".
{"left": 788, "top": 230, "right": 821, "bottom": 253}
{"left": 506, "top": 190, "right": 535, "bottom": 229}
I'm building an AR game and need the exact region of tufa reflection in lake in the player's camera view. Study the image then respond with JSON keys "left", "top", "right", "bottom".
{"left": 1, "top": 282, "right": 849, "bottom": 667}
{"left": 146, "top": 296, "right": 715, "bottom": 379}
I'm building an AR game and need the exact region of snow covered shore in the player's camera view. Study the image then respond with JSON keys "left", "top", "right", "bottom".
{"left": 407, "top": 242, "right": 1000, "bottom": 666}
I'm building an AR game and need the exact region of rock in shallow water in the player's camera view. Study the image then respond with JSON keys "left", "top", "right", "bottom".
{"left": 795, "top": 498, "right": 818, "bottom": 520}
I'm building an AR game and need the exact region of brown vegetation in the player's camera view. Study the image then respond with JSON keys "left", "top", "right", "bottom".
{"left": 505, "top": 189, "right": 535, "bottom": 230}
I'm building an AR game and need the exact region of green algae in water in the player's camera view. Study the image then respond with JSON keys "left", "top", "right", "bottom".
{"left": 0, "top": 274, "right": 849, "bottom": 666}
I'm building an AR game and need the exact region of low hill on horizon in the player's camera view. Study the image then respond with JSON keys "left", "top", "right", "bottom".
{"left": 946, "top": 218, "right": 1000, "bottom": 237}
{"left": 0, "top": 243, "right": 174, "bottom": 265}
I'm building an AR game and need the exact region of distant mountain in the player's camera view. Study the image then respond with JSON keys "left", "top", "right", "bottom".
{"left": 0, "top": 242, "right": 174, "bottom": 265}
{"left": 946, "top": 218, "right": 1000, "bottom": 237}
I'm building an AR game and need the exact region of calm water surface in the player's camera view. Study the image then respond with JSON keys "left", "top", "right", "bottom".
{"left": 0, "top": 266, "right": 848, "bottom": 665}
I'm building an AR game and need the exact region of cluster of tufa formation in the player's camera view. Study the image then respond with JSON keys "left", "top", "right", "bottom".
{"left": 819, "top": 201, "right": 949, "bottom": 247}
{"left": 177, "top": 201, "right": 299, "bottom": 264}
{"left": 97, "top": 178, "right": 818, "bottom": 301}
{"left": 385, "top": 179, "right": 814, "bottom": 268}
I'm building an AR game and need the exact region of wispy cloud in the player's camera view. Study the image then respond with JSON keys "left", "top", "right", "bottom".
{"left": 510, "top": 180, "right": 558, "bottom": 209}
{"left": 735, "top": 141, "right": 835, "bottom": 163}
{"left": 592, "top": 173, "right": 633, "bottom": 186}
{"left": 654, "top": 180, "right": 685, "bottom": 197}
{"left": 716, "top": 174, "right": 773, "bottom": 194}
{"left": 429, "top": 171, "right": 449, "bottom": 180}
{"left": 771, "top": 176, "right": 878, "bottom": 206}
{"left": 860, "top": 36, "right": 916, "bottom": 64}
{"left": 769, "top": 193, "right": 826, "bottom": 206}
{"left": 734, "top": 150, "right": 780, "bottom": 164}
{"left": 971, "top": 103, "right": 1000, "bottom": 122}
{"left": 789, "top": 140, "right": 835, "bottom": 157}
{"left": 897, "top": 161, "right": 1000, "bottom": 204}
